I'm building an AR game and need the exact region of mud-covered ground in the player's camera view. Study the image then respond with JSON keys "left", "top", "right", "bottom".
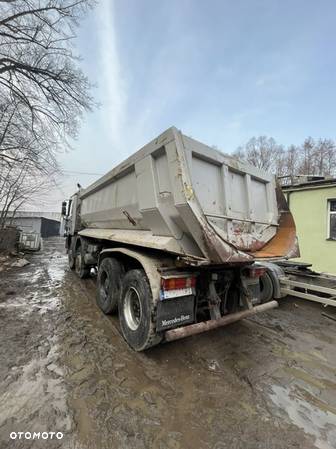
{"left": 0, "top": 237, "right": 335, "bottom": 449}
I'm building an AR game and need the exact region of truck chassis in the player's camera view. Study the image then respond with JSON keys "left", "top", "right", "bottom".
{"left": 65, "top": 234, "right": 282, "bottom": 351}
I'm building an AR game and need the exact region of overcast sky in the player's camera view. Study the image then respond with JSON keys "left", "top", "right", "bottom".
{"left": 49, "top": 0, "right": 336, "bottom": 209}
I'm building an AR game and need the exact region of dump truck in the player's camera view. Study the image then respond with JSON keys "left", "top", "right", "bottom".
{"left": 62, "top": 127, "right": 299, "bottom": 351}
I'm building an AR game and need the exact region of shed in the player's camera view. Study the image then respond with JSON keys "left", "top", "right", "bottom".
{"left": 6, "top": 212, "right": 60, "bottom": 238}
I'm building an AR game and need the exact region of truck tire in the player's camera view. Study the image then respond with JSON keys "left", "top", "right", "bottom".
{"left": 67, "top": 237, "right": 75, "bottom": 269}
{"left": 97, "top": 257, "right": 124, "bottom": 314}
{"left": 259, "top": 272, "right": 274, "bottom": 303}
{"left": 68, "top": 250, "right": 75, "bottom": 270}
{"left": 119, "top": 269, "right": 161, "bottom": 351}
{"left": 75, "top": 246, "right": 90, "bottom": 279}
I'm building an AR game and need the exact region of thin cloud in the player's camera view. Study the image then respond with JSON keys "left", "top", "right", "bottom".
{"left": 95, "top": 0, "right": 127, "bottom": 153}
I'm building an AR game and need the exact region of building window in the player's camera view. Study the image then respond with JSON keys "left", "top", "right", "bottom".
{"left": 328, "top": 199, "right": 336, "bottom": 240}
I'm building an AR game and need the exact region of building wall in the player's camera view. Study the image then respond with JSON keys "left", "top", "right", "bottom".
{"left": 7, "top": 217, "right": 42, "bottom": 234}
{"left": 40, "top": 218, "right": 60, "bottom": 237}
{"left": 287, "top": 186, "right": 336, "bottom": 274}
{"left": 5, "top": 217, "right": 60, "bottom": 237}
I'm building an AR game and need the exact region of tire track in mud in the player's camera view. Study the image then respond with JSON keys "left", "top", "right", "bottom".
{"left": 0, "top": 240, "right": 75, "bottom": 449}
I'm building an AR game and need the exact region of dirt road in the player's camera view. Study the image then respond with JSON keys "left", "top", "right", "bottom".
{"left": 0, "top": 237, "right": 335, "bottom": 449}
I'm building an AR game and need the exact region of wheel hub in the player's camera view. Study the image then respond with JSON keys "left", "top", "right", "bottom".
{"left": 124, "top": 287, "right": 142, "bottom": 331}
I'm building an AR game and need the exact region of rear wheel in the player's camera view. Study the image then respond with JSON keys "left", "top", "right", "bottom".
{"left": 259, "top": 272, "right": 274, "bottom": 303}
{"left": 75, "top": 246, "right": 90, "bottom": 279}
{"left": 119, "top": 269, "right": 161, "bottom": 351}
{"left": 97, "top": 257, "right": 124, "bottom": 314}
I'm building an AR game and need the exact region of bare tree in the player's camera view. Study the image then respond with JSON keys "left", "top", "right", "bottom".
{"left": 299, "top": 137, "right": 315, "bottom": 175}
{"left": 0, "top": 96, "right": 58, "bottom": 172}
{"left": 0, "top": 159, "right": 58, "bottom": 228}
{"left": 285, "top": 145, "right": 300, "bottom": 179}
{"left": 234, "top": 136, "right": 284, "bottom": 172}
{"left": 234, "top": 136, "right": 336, "bottom": 181}
{"left": 311, "top": 139, "right": 336, "bottom": 176}
{"left": 0, "top": 0, "right": 95, "bottom": 225}
{"left": 0, "top": 0, "right": 95, "bottom": 172}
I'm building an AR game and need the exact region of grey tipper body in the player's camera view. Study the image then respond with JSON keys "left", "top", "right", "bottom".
{"left": 63, "top": 127, "right": 298, "bottom": 350}
{"left": 77, "top": 127, "right": 281, "bottom": 264}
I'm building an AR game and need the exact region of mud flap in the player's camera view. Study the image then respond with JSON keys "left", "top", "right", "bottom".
{"left": 156, "top": 295, "right": 195, "bottom": 332}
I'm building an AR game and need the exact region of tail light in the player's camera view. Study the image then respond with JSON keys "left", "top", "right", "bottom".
{"left": 161, "top": 276, "right": 196, "bottom": 290}
{"left": 160, "top": 275, "right": 196, "bottom": 300}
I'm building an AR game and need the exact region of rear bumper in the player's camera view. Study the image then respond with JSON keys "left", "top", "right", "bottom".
{"left": 164, "top": 300, "right": 279, "bottom": 342}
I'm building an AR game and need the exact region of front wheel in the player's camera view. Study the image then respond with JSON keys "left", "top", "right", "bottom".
{"left": 68, "top": 249, "right": 75, "bottom": 270}
{"left": 67, "top": 237, "right": 75, "bottom": 270}
{"left": 119, "top": 269, "right": 161, "bottom": 351}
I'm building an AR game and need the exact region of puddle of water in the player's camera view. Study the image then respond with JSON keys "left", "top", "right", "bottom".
{"left": 283, "top": 367, "right": 336, "bottom": 391}
{"left": 48, "top": 260, "right": 66, "bottom": 283}
{"left": 16, "top": 267, "right": 44, "bottom": 283}
{"left": 14, "top": 253, "right": 65, "bottom": 285}
{"left": 270, "top": 383, "right": 336, "bottom": 449}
